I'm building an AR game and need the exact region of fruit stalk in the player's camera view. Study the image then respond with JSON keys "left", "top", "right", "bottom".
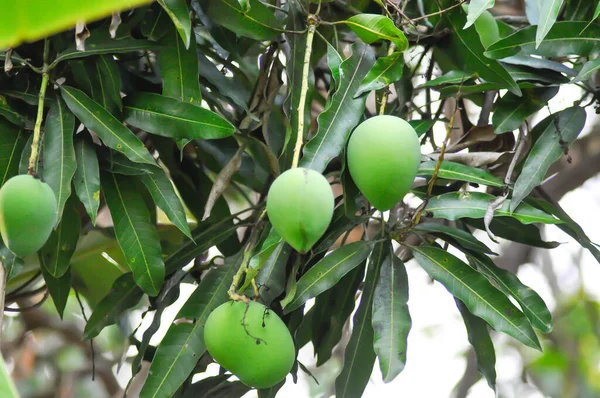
{"left": 291, "top": 16, "right": 317, "bottom": 169}
{"left": 378, "top": 43, "right": 396, "bottom": 115}
{"left": 28, "top": 38, "right": 50, "bottom": 176}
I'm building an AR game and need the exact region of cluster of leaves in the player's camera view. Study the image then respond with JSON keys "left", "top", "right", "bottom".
{"left": 1, "top": 0, "right": 600, "bottom": 397}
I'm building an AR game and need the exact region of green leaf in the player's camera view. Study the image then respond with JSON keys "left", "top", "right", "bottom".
{"left": 197, "top": 53, "right": 251, "bottom": 111}
{"left": 73, "top": 137, "right": 100, "bottom": 225}
{"left": 38, "top": 195, "right": 81, "bottom": 278}
{"left": 580, "top": 2, "right": 600, "bottom": 33}
{"left": 469, "top": 254, "right": 552, "bottom": 333}
{"left": 42, "top": 99, "right": 76, "bottom": 224}
{"left": 258, "top": 381, "right": 285, "bottom": 398}
{"left": 159, "top": 27, "right": 201, "bottom": 104}
{"left": 52, "top": 37, "right": 157, "bottom": 67}
{"left": 0, "top": 96, "right": 28, "bottom": 128}
{"left": 418, "top": 160, "right": 504, "bottom": 187}
{"left": 18, "top": 135, "right": 35, "bottom": 175}
{"left": 417, "top": 70, "right": 475, "bottom": 89}
{"left": 158, "top": 0, "right": 191, "bottom": 48}
{"left": 70, "top": 56, "right": 122, "bottom": 116}
{"left": 205, "top": 0, "right": 283, "bottom": 41}
{"left": 455, "top": 299, "right": 497, "bottom": 390}
{"left": 439, "top": 5, "right": 521, "bottom": 95}
{"left": 139, "top": 166, "right": 192, "bottom": 239}
{"left": 464, "top": 218, "right": 560, "bottom": 249}
{"left": 103, "top": 150, "right": 153, "bottom": 176}
{"left": 572, "top": 56, "right": 600, "bottom": 83}
{"left": 0, "top": 0, "right": 154, "bottom": 50}
{"left": 40, "top": 266, "right": 72, "bottom": 319}
{"left": 424, "top": 191, "right": 561, "bottom": 225}
{"left": 101, "top": 172, "right": 165, "bottom": 296}
{"left": 255, "top": 241, "right": 291, "bottom": 306}
{"left": 283, "top": 241, "right": 375, "bottom": 313}
{"left": 0, "top": 244, "right": 23, "bottom": 282}
{"left": 140, "top": 253, "right": 241, "bottom": 398}
{"left": 485, "top": 22, "right": 600, "bottom": 59}
{"left": 0, "top": 122, "right": 27, "bottom": 186}
{"left": 536, "top": 0, "right": 564, "bottom": 48}
{"left": 412, "top": 246, "right": 541, "bottom": 349}
{"left": 61, "top": 86, "right": 156, "bottom": 165}
{"left": 511, "top": 106, "right": 586, "bottom": 211}
{"left": 335, "top": 241, "right": 383, "bottom": 398}
{"left": 492, "top": 87, "right": 559, "bottom": 133}
{"left": 501, "top": 54, "right": 577, "bottom": 77}
{"left": 313, "top": 263, "right": 365, "bottom": 366}
{"left": 0, "top": 352, "right": 20, "bottom": 398}
{"left": 372, "top": 242, "right": 411, "bottom": 383}
{"left": 346, "top": 14, "right": 408, "bottom": 52}
{"left": 412, "top": 223, "right": 495, "bottom": 255}
{"left": 409, "top": 119, "right": 436, "bottom": 137}
{"left": 83, "top": 273, "right": 144, "bottom": 339}
{"left": 464, "top": 0, "right": 496, "bottom": 29}
{"left": 123, "top": 93, "right": 235, "bottom": 142}
{"left": 300, "top": 42, "right": 375, "bottom": 172}
{"left": 355, "top": 51, "right": 404, "bottom": 97}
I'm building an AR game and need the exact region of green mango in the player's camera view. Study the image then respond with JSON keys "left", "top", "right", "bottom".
{"left": 204, "top": 300, "right": 296, "bottom": 389}
{"left": 0, "top": 175, "right": 57, "bottom": 258}
{"left": 266, "top": 168, "right": 334, "bottom": 253}
{"left": 347, "top": 115, "right": 421, "bottom": 211}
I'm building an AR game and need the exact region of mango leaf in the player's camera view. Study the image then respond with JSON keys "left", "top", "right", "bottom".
{"left": 158, "top": 0, "right": 191, "bottom": 48}
{"left": 18, "top": 135, "right": 34, "bottom": 175}
{"left": 103, "top": 150, "right": 153, "bottom": 176}
{"left": 455, "top": 299, "right": 497, "bottom": 389}
{"left": 258, "top": 381, "right": 285, "bottom": 398}
{"left": 412, "top": 223, "right": 495, "bottom": 255}
{"left": 40, "top": 266, "right": 72, "bottom": 319}
{"left": 424, "top": 191, "right": 561, "bottom": 225}
{"left": 372, "top": 242, "right": 411, "bottom": 383}
{"left": 355, "top": 51, "right": 404, "bottom": 97}
{"left": 283, "top": 241, "right": 374, "bottom": 313}
{"left": 140, "top": 253, "right": 241, "bottom": 398}
{"left": 73, "top": 137, "right": 100, "bottom": 225}
{"left": 439, "top": 4, "right": 521, "bottom": 95}
{"left": 580, "top": 2, "right": 600, "bottom": 32}
{"left": 418, "top": 160, "right": 503, "bottom": 187}
{"left": 492, "top": 87, "right": 559, "bottom": 133}
{"left": 464, "top": 218, "right": 560, "bottom": 249}
{"left": 205, "top": 0, "right": 282, "bottom": 41}
{"left": 0, "top": 244, "right": 23, "bottom": 282}
{"left": 0, "top": 122, "right": 27, "bottom": 186}
{"left": 334, "top": 241, "right": 383, "bottom": 398}
{"left": 417, "top": 70, "right": 475, "bottom": 89}
{"left": 511, "top": 106, "right": 586, "bottom": 211}
{"left": 123, "top": 93, "right": 235, "bottom": 142}
{"left": 139, "top": 166, "right": 192, "bottom": 239}
{"left": 464, "top": 0, "right": 496, "bottom": 29}
{"left": 300, "top": 42, "right": 375, "bottom": 173}
{"left": 313, "top": 263, "right": 365, "bottom": 366}
{"left": 38, "top": 196, "right": 81, "bottom": 278}
{"left": 345, "top": 14, "right": 408, "bottom": 52}
{"left": 52, "top": 37, "right": 157, "bottom": 67}
{"left": 42, "top": 99, "right": 76, "bottom": 224}
{"left": 197, "top": 53, "right": 251, "bottom": 111}
{"left": 485, "top": 22, "right": 600, "bottom": 59}
{"left": 101, "top": 172, "right": 165, "bottom": 296}
{"left": 159, "top": 26, "right": 201, "bottom": 104}
{"left": 141, "top": 4, "right": 170, "bottom": 41}
{"left": 0, "top": 0, "right": 153, "bottom": 49}
{"left": 501, "top": 54, "right": 577, "bottom": 77}
{"left": 572, "top": 56, "right": 600, "bottom": 83}
{"left": 469, "top": 254, "right": 552, "bottom": 333}
{"left": 70, "top": 56, "right": 122, "bottom": 116}
{"left": 409, "top": 119, "right": 436, "bottom": 137}
{"left": 255, "top": 241, "right": 291, "bottom": 306}
{"left": 412, "top": 246, "right": 541, "bottom": 349}
{"left": 61, "top": 86, "right": 156, "bottom": 165}
{"left": 536, "top": 0, "right": 564, "bottom": 48}
{"left": 0, "top": 96, "right": 28, "bottom": 128}
{"left": 0, "top": 352, "right": 19, "bottom": 398}
{"left": 83, "top": 273, "right": 144, "bottom": 339}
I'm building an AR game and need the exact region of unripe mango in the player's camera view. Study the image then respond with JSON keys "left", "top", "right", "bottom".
{"left": 347, "top": 115, "right": 421, "bottom": 211}
{"left": 0, "top": 175, "right": 57, "bottom": 258}
{"left": 266, "top": 168, "right": 334, "bottom": 253}
{"left": 204, "top": 300, "right": 295, "bottom": 389}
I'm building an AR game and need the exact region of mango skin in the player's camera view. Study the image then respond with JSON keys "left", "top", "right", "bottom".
{"left": 204, "top": 300, "right": 295, "bottom": 389}
{"left": 0, "top": 175, "right": 58, "bottom": 258}
{"left": 347, "top": 115, "right": 421, "bottom": 211}
{"left": 266, "top": 168, "right": 334, "bottom": 253}
{"left": 462, "top": 4, "right": 500, "bottom": 48}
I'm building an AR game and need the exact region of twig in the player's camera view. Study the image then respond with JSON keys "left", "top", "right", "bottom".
{"left": 407, "top": 0, "right": 467, "bottom": 25}
{"left": 292, "top": 15, "right": 318, "bottom": 168}
{"left": 28, "top": 39, "right": 50, "bottom": 177}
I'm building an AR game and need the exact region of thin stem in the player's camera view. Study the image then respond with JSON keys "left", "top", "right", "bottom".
{"left": 292, "top": 16, "right": 317, "bottom": 168}
{"left": 406, "top": 0, "right": 467, "bottom": 25}
{"left": 378, "top": 43, "right": 397, "bottom": 115}
{"left": 28, "top": 39, "right": 50, "bottom": 177}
